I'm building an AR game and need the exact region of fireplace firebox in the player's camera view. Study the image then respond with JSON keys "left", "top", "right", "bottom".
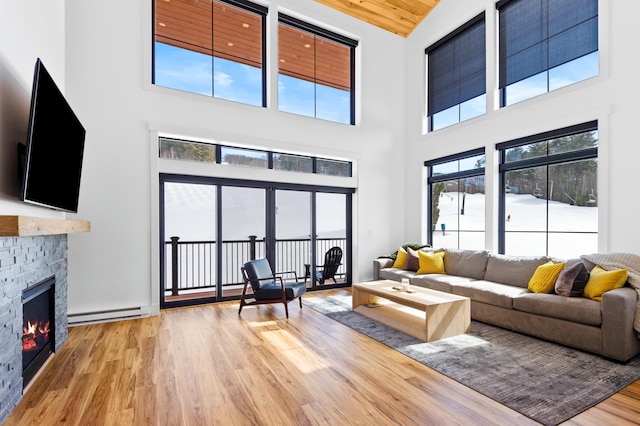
{"left": 22, "top": 276, "right": 56, "bottom": 388}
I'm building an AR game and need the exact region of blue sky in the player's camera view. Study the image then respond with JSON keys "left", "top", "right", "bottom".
{"left": 154, "top": 42, "right": 350, "bottom": 124}
{"left": 156, "top": 43, "right": 598, "bottom": 131}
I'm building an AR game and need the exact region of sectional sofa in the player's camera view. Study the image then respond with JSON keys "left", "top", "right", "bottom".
{"left": 373, "top": 248, "right": 640, "bottom": 362}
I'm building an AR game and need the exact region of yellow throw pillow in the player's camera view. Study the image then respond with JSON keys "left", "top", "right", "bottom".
{"left": 392, "top": 247, "right": 407, "bottom": 269}
{"left": 417, "top": 250, "right": 446, "bottom": 275}
{"left": 528, "top": 261, "right": 566, "bottom": 293}
{"left": 583, "top": 266, "right": 628, "bottom": 301}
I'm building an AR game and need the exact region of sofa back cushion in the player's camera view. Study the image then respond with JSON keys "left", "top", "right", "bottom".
{"left": 484, "top": 254, "right": 550, "bottom": 288}
{"left": 443, "top": 249, "right": 490, "bottom": 280}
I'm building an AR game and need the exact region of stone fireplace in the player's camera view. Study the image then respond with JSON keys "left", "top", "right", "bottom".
{"left": 0, "top": 234, "right": 68, "bottom": 422}
{"left": 0, "top": 216, "right": 89, "bottom": 424}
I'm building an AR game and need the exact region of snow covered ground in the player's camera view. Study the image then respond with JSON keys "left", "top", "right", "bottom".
{"left": 433, "top": 191, "right": 598, "bottom": 258}
{"left": 164, "top": 183, "right": 598, "bottom": 260}
{"left": 163, "top": 182, "right": 346, "bottom": 241}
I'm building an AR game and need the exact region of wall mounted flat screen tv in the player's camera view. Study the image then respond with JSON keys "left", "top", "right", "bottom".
{"left": 21, "top": 58, "right": 86, "bottom": 213}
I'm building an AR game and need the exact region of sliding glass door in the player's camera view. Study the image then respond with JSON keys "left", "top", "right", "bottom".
{"left": 274, "top": 190, "right": 312, "bottom": 284}
{"left": 311, "top": 192, "right": 348, "bottom": 287}
{"left": 160, "top": 175, "right": 352, "bottom": 308}
{"left": 220, "top": 186, "right": 266, "bottom": 298}
{"left": 162, "top": 181, "right": 217, "bottom": 304}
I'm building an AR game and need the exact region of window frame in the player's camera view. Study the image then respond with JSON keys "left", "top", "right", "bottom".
{"left": 497, "top": 121, "right": 599, "bottom": 255}
{"left": 425, "top": 148, "right": 486, "bottom": 248}
{"left": 277, "top": 13, "right": 358, "bottom": 125}
{"left": 159, "top": 137, "right": 353, "bottom": 177}
{"left": 496, "top": 0, "right": 599, "bottom": 107}
{"left": 425, "top": 12, "right": 486, "bottom": 132}
{"left": 152, "top": 0, "right": 268, "bottom": 107}
{"left": 159, "top": 173, "right": 354, "bottom": 309}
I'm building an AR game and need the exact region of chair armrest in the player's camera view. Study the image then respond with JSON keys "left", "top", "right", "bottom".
{"left": 244, "top": 275, "right": 283, "bottom": 287}
{"left": 246, "top": 276, "right": 278, "bottom": 284}
{"left": 275, "top": 270, "right": 299, "bottom": 282}
{"left": 316, "top": 264, "right": 341, "bottom": 269}
{"left": 247, "top": 275, "right": 286, "bottom": 288}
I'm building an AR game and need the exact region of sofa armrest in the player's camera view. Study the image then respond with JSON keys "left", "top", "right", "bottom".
{"left": 373, "top": 258, "right": 394, "bottom": 280}
{"left": 601, "top": 287, "right": 640, "bottom": 361}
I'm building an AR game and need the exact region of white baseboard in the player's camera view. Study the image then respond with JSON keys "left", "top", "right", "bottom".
{"left": 68, "top": 306, "right": 151, "bottom": 326}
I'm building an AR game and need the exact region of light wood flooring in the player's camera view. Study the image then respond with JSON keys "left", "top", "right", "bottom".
{"left": 4, "top": 288, "right": 640, "bottom": 425}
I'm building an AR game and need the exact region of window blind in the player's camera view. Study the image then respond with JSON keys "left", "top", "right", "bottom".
{"left": 426, "top": 14, "right": 486, "bottom": 116}
{"left": 497, "top": 0, "right": 598, "bottom": 88}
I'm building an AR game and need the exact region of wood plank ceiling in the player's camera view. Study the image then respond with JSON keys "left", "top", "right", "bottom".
{"left": 314, "top": 0, "right": 441, "bottom": 38}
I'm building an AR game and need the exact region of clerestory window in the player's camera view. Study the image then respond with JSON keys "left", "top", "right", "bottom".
{"left": 426, "top": 13, "right": 486, "bottom": 132}
{"left": 497, "top": 0, "right": 599, "bottom": 106}
{"left": 153, "top": 0, "right": 267, "bottom": 107}
{"left": 159, "top": 137, "right": 352, "bottom": 177}
{"left": 278, "top": 14, "right": 358, "bottom": 125}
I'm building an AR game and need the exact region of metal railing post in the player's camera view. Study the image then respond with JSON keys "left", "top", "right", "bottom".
{"left": 170, "top": 236, "right": 180, "bottom": 296}
{"left": 249, "top": 235, "right": 257, "bottom": 260}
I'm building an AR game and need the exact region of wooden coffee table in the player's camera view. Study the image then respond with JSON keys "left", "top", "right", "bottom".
{"left": 352, "top": 280, "right": 470, "bottom": 342}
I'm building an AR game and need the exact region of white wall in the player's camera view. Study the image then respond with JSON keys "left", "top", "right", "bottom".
{"left": 61, "top": 0, "right": 407, "bottom": 315}
{"left": 405, "top": 0, "right": 640, "bottom": 254}
{"left": 0, "top": 1, "right": 66, "bottom": 216}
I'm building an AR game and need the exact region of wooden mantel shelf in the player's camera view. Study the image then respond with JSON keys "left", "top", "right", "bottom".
{"left": 0, "top": 215, "right": 91, "bottom": 237}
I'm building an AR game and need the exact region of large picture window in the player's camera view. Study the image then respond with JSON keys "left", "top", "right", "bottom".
{"left": 426, "top": 13, "right": 486, "bottom": 131}
{"left": 498, "top": 0, "right": 598, "bottom": 106}
{"left": 425, "top": 149, "right": 486, "bottom": 249}
{"left": 278, "top": 14, "right": 357, "bottom": 125}
{"left": 498, "top": 122, "right": 598, "bottom": 258}
{"left": 153, "top": 0, "right": 267, "bottom": 107}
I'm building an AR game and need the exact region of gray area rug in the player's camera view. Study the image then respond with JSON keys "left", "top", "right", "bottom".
{"left": 303, "top": 294, "right": 640, "bottom": 426}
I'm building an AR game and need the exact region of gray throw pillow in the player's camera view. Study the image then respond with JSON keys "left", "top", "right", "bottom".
{"left": 555, "top": 262, "right": 589, "bottom": 297}
{"left": 404, "top": 247, "right": 420, "bottom": 272}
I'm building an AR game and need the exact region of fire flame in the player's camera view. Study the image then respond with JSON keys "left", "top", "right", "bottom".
{"left": 22, "top": 320, "right": 50, "bottom": 352}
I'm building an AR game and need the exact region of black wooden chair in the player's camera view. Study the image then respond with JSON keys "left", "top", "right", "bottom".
{"left": 239, "top": 258, "right": 306, "bottom": 318}
{"left": 314, "top": 246, "right": 343, "bottom": 285}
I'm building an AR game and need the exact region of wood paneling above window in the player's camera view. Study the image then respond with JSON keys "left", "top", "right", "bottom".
{"left": 154, "top": 0, "right": 351, "bottom": 91}
{"left": 155, "top": 0, "right": 263, "bottom": 67}
{"left": 278, "top": 24, "right": 351, "bottom": 91}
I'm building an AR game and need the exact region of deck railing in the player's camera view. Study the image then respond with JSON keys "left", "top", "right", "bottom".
{"left": 165, "top": 236, "right": 346, "bottom": 295}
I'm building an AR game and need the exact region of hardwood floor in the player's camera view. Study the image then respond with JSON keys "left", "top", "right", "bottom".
{"left": 5, "top": 288, "right": 640, "bottom": 425}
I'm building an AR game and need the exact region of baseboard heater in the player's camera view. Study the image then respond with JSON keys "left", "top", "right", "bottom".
{"left": 68, "top": 306, "right": 151, "bottom": 326}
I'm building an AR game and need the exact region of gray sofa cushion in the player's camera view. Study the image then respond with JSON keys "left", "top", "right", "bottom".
{"left": 450, "top": 280, "right": 529, "bottom": 309}
{"left": 379, "top": 268, "right": 416, "bottom": 281}
{"left": 513, "top": 293, "right": 602, "bottom": 326}
{"left": 410, "top": 274, "right": 477, "bottom": 294}
{"left": 443, "top": 249, "right": 490, "bottom": 280}
{"left": 484, "top": 254, "right": 550, "bottom": 288}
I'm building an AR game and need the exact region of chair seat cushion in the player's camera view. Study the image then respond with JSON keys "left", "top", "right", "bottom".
{"left": 254, "top": 282, "right": 306, "bottom": 301}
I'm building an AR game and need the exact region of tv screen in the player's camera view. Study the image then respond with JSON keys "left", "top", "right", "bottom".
{"left": 21, "top": 58, "right": 86, "bottom": 213}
